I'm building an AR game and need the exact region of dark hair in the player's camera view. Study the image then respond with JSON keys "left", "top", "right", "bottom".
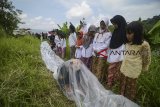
{"left": 126, "top": 21, "right": 144, "bottom": 45}
{"left": 69, "top": 24, "right": 76, "bottom": 33}
{"left": 57, "top": 30, "right": 66, "bottom": 38}
{"left": 109, "top": 15, "right": 127, "bottom": 49}
{"left": 110, "top": 15, "right": 126, "bottom": 28}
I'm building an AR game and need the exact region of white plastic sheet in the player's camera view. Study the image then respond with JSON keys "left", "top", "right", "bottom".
{"left": 40, "top": 41, "right": 64, "bottom": 79}
{"left": 41, "top": 41, "right": 139, "bottom": 107}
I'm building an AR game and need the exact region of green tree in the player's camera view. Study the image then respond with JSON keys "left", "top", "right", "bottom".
{"left": 142, "top": 15, "right": 160, "bottom": 32}
{"left": 148, "top": 20, "right": 160, "bottom": 46}
{"left": 0, "top": 0, "right": 22, "bottom": 35}
{"left": 57, "top": 22, "right": 69, "bottom": 38}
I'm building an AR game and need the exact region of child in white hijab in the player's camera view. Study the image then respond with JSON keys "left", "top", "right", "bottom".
{"left": 92, "top": 17, "right": 112, "bottom": 82}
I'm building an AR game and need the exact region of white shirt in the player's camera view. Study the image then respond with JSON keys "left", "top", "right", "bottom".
{"left": 81, "top": 44, "right": 93, "bottom": 58}
{"left": 60, "top": 38, "right": 66, "bottom": 48}
{"left": 69, "top": 32, "right": 77, "bottom": 47}
{"left": 107, "top": 44, "right": 125, "bottom": 63}
{"left": 92, "top": 32, "right": 112, "bottom": 57}
{"left": 75, "top": 46, "right": 83, "bottom": 58}
{"left": 54, "top": 35, "right": 61, "bottom": 47}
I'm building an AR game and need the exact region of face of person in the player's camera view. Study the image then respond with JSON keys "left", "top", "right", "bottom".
{"left": 50, "top": 32, "right": 55, "bottom": 35}
{"left": 88, "top": 31, "right": 95, "bottom": 37}
{"left": 127, "top": 32, "right": 134, "bottom": 42}
{"left": 100, "top": 21, "right": 106, "bottom": 30}
{"left": 77, "top": 32, "right": 82, "bottom": 38}
{"left": 112, "top": 23, "right": 118, "bottom": 29}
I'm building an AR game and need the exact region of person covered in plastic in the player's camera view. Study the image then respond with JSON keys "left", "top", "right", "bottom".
{"left": 56, "top": 59, "right": 139, "bottom": 107}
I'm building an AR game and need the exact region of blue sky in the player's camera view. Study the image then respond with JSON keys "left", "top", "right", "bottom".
{"left": 12, "top": 0, "right": 160, "bottom": 31}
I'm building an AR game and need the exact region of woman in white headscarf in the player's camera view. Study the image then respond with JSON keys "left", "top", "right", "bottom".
{"left": 92, "top": 17, "right": 112, "bottom": 83}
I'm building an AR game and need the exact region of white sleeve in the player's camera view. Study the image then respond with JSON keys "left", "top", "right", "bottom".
{"left": 92, "top": 34, "right": 97, "bottom": 51}
{"left": 79, "top": 45, "right": 83, "bottom": 48}
{"left": 60, "top": 39, "right": 64, "bottom": 48}
{"left": 73, "top": 33, "right": 77, "bottom": 42}
{"left": 55, "top": 36, "right": 61, "bottom": 45}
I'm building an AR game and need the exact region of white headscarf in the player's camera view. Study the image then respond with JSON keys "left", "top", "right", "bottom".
{"left": 82, "top": 18, "right": 87, "bottom": 26}
{"left": 99, "top": 17, "right": 109, "bottom": 33}
{"left": 101, "top": 17, "right": 109, "bottom": 27}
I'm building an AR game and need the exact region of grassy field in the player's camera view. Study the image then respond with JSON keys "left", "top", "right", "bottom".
{"left": 137, "top": 54, "right": 160, "bottom": 107}
{"left": 0, "top": 30, "right": 76, "bottom": 107}
{"left": 0, "top": 29, "right": 160, "bottom": 107}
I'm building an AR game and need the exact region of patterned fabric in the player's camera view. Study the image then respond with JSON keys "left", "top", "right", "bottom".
{"left": 81, "top": 57, "right": 92, "bottom": 71}
{"left": 91, "top": 56, "right": 98, "bottom": 73}
{"left": 120, "top": 72, "right": 137, "bottom": 101}
{"left": 107, "top": 61, "right": 122, "bottom": 89}
{"left": 92, "top": 56, "right": 108, "bottom": 83}
{"left": 120, "top": 41, "right": 151, "bottom": 78}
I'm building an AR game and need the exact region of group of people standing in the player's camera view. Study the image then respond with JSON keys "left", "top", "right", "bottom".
{"left": 49, "top": 29, "right": 67, "bottom": 59}
{"left": 49, "top": 15, "right": 151, "bottom": 101}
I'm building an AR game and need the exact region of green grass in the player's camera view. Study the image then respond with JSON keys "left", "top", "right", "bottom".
{"left": 137, "top": 55, "right": 160, "bottom": 107}
{"left": 0, "top": 29, "right": 160, "bottom": 107}
{"left": 0, "top": 31, "right": 75, "bottom": 107}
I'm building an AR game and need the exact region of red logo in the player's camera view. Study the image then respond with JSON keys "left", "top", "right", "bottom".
{"left": 97, "top": 48, "right": 108, "bottom": 59}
